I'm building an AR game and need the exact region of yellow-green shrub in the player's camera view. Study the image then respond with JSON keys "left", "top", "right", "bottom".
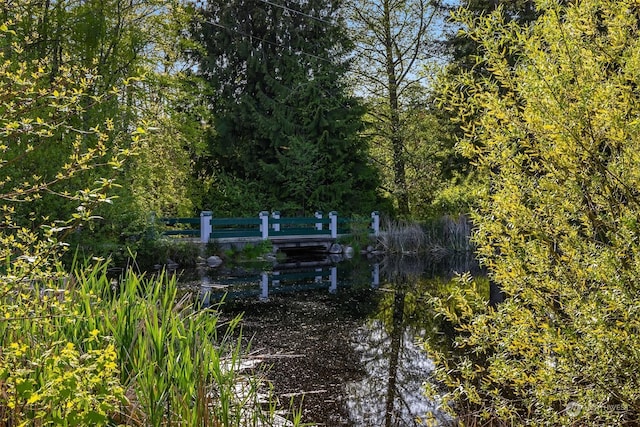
{"left": 0, "top": 337, "right": 124, "bottom": 425}
{"left": 0, "top": 6, "right": 134, "bottom": 425}
{"left": 0, "top": 5, "right": 289, "bottom": 426}
{"left": 427, "top": 0, "right": 640, "bottom": 425}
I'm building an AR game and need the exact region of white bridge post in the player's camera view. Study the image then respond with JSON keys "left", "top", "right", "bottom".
{"left": 271, "top": 211, "right": 280, "bottom": 232}
{"left": 371, "top": 263, "right": 380, "bottom": 288}
{"left": 371, "top": 211, "right": 380, "bottom": 237}
{"left": 329, "top": 211, "right": 338, "bottom": 238}
{"left": 259, "top": 211, "right": 270, "bottom": 240}
{"left": 315, "top": 211, "right": 323, "bottom": 231}
{"left": 200, "top": 211, "right": 212, "bottom": 243}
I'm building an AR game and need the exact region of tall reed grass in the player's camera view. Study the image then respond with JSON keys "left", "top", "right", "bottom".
{"left": 0, "top": 262, "right": 300, "bottom": 426}
{"left": 429, "top": 214, "right": 472, "bottom": 253}
{"left": 378, "top": 215, "right": 473, "bottom": 256}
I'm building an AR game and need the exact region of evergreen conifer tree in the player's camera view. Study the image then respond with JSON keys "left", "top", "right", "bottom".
{"left": 191, "top": 0, "right": 381, "bottom": 215}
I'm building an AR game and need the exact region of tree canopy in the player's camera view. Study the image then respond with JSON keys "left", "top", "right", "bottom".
{"left": 191, "top": 0, "right": 382, "bottom": 215}
{"left": 0, "top": 0, "right": 202, "bottom": 245}
{"left": 347, "top": 0, "right": 442, "bottom": 217}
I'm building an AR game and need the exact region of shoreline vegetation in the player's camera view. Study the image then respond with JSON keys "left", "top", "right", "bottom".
{"left": 379, "top": 215, "right": 473, "bottom": 257}
{"left": 0, "top": 262, "right": 304, "bottom": 426}
{"left": 1, "top": 214, "right": 472, "bottom": 426}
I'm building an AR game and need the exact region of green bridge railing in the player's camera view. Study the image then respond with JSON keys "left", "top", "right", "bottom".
{"left": 158, "top": 211, "right": 380, "bottom": 243}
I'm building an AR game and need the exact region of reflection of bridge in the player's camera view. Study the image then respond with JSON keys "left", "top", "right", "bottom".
{"left": 160, "top": 211, "right": 380, "bottom": 251}
{"left": 198, "top": 259, "right": 380, "bottom": 305}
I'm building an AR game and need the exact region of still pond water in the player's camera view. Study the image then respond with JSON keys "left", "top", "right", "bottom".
{"left": 181, "top": 253, "right": 481, "bottom": 426}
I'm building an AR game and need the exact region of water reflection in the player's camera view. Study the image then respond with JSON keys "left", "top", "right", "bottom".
{"left": 187, "top": 253, "right": 476, "bottom": 426}
{"left": 347, "top": 318, "right": 440, "bottom": 426}
{"left": 197, "top": 255, "right": 380, "bottom": 307}
{"left": 345, "top": 256, "right": 456, "bottom": 427}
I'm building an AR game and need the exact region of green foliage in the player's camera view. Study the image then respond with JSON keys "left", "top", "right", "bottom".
{"left": 399, "top": 104, "right": 459, "bottom": 218}
{"left": 0, "top": 0, "right": 205, "bottom": 264}
{"left": 338, "top": 215, "right": 372, "bottom": 253}
{"left": 200, "top": 172, "right": 272, "bottom": 217}
{"left": 92, "top": 268, "right": 265, "bottom": 426}
{"left": 134, "top": 236, "right": 202, "bottom": 268}
{"left": 0, "top": 261, "right": 289, "bottom": 426}
{"left": 429, "top": 0, "right": 546, "bottom": 219}
{"left": 5, "top": 0, "right": 208, "bottom": 246}
{"left": 191, "top": 0, "right": 382, "bottom": 215}
{"left": 2, "top": 0, "right": 147, "bottom": 225}
{"left": 219, "top": 241, "right": 276, "bottom": 268}
{"left": 426, "top": 172, "right": 483, "bottom": 217}
{"left": 121, "top": 12, "right": 213, "bottom": 221}
{"left": 347, "top": 0, "right": 442, "bottom": 217}
{"left": 237, "top": 240, "right": 274, "bottom": 260}
{"left": 443, "top": 0, "right": 540, "bottom": 73}
{"left": 0, "top": 7, "right": 135, "bottom": 283}
{"left": 0, "top": 10, "right": 127, "bottom": 423}
{"left": 367, "top": 99, "right": 465, "bottom": 219}
{"left": 1, "top": 333, "right": 124, "bottom": 425}
{"left": 0, "top": 7, "right": 291, "bottom": 426}
{"left": 428, "top": 0, "right": 640, "bottom": 424}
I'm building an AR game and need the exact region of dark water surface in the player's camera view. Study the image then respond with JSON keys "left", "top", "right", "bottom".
{"left": 181, "top": 253, "right": 479, "bottom": 426}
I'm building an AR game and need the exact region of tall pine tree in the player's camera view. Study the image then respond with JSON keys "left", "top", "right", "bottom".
{"left": 191, "top": 0, "right": 382, "bottom": 215}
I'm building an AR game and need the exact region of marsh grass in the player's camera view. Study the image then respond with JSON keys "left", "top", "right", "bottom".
{"left": 379, "top": 215, "right": 473, "bottom": 256}
{"left": 429, "top": 214, "right": 472, "bottom": 253}
{"left": 379, "top": 219, "right": 428, "bottom": 254}
{"left": 0, "top": 262, "right": 301, "bottom": 426}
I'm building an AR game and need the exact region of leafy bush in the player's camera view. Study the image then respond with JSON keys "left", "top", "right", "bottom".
{"left": 427, "top": 0, "right": 640, "bottom": 425}
{"left": 1, "top": 331, "right": 124, "bottom": 425}
{"left": 0, "top": 10, "right": 290, "bottom": 426}
{"left": 0, "top": 262, "right": 286, "bottom": 426}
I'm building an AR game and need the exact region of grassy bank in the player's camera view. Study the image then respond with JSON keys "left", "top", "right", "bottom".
{"left": 0, "top": 262, "right": 301, "bottom": 426}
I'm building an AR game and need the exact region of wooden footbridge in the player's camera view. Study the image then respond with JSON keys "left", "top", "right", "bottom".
{"left": 159, "top": 211, "right": 381, "bottom": 251}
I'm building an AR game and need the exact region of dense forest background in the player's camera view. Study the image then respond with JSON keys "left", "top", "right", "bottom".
{"left": 2, "top": 0, "right": 488, "bottom": 257}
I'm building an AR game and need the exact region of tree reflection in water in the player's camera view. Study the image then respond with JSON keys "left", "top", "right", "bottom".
{"left": 346, "top": 317, "right": 440, "bottom": 426}
{"left": 191, "top": 252, "right": 480, "bottom": 426}
{"left": 344, "top": 255, "right": 475, "bottom": 427}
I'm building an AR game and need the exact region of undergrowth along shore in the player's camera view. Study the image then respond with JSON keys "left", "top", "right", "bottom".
{"left": 0, "top": 215, "right": 473, "bottom": 425}
{"left": 0, "top": 262, "right": 303, "bottom": 426}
